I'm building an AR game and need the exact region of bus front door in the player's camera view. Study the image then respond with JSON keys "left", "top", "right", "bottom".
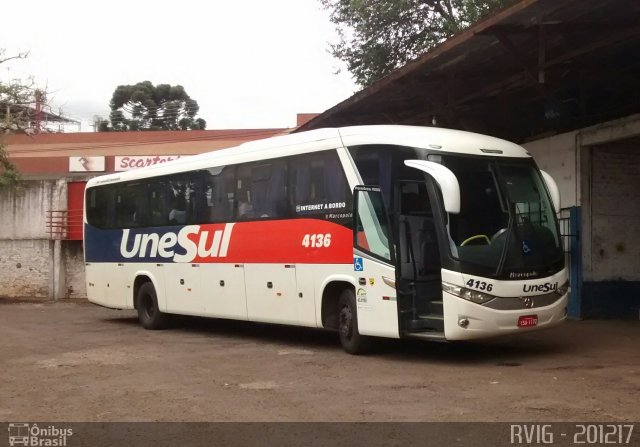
{"left": 352, "top": 186, "right": 400, "bottom": 338}
{"left": 394, "top": 180, "right": 444, "bottom": 334}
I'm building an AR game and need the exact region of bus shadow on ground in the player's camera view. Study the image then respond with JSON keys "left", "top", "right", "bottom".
{"left": 105, "top": 313, "right": 570, "bottom": 365}
{"left": 377, "top": 337, "right": 568, "bottom": 365}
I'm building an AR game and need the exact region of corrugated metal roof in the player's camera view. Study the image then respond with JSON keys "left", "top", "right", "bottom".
{"left": 298, "top": 0, "right": 640, "bottom": 143}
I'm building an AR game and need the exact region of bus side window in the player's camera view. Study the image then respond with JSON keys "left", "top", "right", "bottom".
{"left": 190, "top": 172, "right": 209, "bottom": 224}
{"left": 166, "top": 175, "right": 190, "bottom": 225}
{"left": 290, "top": 150, "right": 351, "bottom": 225}
{"left": 235, "top": 161, "right": 288, "bottom": 220}
{"left": 115, "top": 182, "right": 147, "bottom": 228}
{"left": 168, "top": 196, "right": 187, "bottom": 225}
{"left": 86, "top": 186, "right": 116, "bottom": 229}
{"left": 149, "top": 180, "right": 171, "bottom": 226}
{"left": 256, "top": 161, "right": 287, "bottom": 218}
{"left": 182, "top": 170, "right": 207, "bottom": 224}
{"left": 236, "top": 165, "right": 254, "bottom": 219}
{"left": 206, "top": 165, "right": 235, "bottom": 223}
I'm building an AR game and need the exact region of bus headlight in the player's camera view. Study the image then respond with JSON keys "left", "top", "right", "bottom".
{"left": 442, "top": 282, "right": 495, "bottom": 305}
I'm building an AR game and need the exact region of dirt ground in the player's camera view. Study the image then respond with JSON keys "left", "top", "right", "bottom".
{"left": 0, "top": 300, "right": 638, "bottom": 422}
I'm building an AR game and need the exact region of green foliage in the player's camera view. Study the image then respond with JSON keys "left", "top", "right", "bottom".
{"left": 321, "top": 0, "right": 508, "bottom": 87}
{"left": 104, "top": 81, "right": 207, "bottom": 131}
{"left": 0, "top": 143, "right": 20, "bottom": 187}
{"left": 0, "top": 49, "right": 34, "bottom": 188}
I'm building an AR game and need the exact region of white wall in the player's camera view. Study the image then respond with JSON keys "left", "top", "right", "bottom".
{"left": 0, "top": 179, "right": 66, "bottom": 239}
{"left": 524, "top": 114, "right": 640, "bottom": 283}
{"left": 0, "top": 239, "right": 50, "bottom": 297}
{"left": 523, "top": 131, "right": 578, "bottom": 208}
{"left": 588, "top": 143, "right": 640, "bottom": 281}
{"left": 0, "top": 179, "right": 87, "bottom": 299}
{"left": 63, "top": 241, "right": 87, "bottom": 298}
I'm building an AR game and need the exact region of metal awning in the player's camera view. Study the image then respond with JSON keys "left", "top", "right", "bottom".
{"left": 298, "top": 0, "right": 640, "bottom": 143}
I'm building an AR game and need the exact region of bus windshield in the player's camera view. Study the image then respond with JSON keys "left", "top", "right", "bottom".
{"left": 439, "top": 155, "right": 563, "bottom": 276}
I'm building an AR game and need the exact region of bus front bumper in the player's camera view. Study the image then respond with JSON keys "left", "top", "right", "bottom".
{"left": 442, "top": 290, "right": 568, "bottom": 341}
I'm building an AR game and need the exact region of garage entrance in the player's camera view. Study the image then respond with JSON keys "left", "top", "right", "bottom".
{"left": 584, "top": 136, "right": 640, "bottom": 317}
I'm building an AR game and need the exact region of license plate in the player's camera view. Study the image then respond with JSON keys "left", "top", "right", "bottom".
{"left": 518, "top": 315, "right": 538, "bottom": 327}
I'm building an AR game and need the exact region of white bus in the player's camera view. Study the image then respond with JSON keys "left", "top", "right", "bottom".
{"left": 84, "top": 125, "right": 568, "bottom": 354}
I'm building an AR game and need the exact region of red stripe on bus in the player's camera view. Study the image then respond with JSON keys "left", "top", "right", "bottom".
{"left": 190, "top": 219, "right": 353, "bottom": 264}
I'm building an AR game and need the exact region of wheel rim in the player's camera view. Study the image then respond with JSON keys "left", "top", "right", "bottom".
{"left": 141, "top": 293, "right": 155, "bottom": 319}
{"left": 339, "top": 305, "right": 353, "bottom": 340}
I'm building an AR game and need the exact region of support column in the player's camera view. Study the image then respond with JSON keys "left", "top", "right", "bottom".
{"left": 53, "top": 240, "right": 66, "bottom": 300}
{"left": 48, "top": 240, "right": 55, "bottom": 301}
{"left": 567, "top": 206, "right": 582, "bottom": 318}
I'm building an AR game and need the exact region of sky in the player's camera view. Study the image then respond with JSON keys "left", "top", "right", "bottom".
{"left": 0, "top": 0, "right": 358, "bottom": 131}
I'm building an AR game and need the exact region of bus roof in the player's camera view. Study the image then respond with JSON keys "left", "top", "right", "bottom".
{"left": 337, "top": 125, "right": 528, "bottom": 157}
{"left": 86, "top": 125, "right": 529, "bottom": 188}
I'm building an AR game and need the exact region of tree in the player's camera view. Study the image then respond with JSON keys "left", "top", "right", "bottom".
{"left": 320, "top": 0, "right": 508, "bottom": 87}
{"left": 104, "top": 81, "right": 206, "bottom": 131}
{"left": 0, "top": 49, "right": 42, "bottom": 187}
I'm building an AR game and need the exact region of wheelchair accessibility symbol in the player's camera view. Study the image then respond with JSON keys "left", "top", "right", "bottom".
{"left": 522, "top": 240, "right": 532, "bottom": 255}
{"left": 354, "top": 257, "right": 364, "bottom": 271}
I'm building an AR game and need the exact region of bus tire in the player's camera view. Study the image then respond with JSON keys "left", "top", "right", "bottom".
{"left": 136, "top": 282, "right": 169, "bottom": 330}
{"left": 338, "top": 288, "right": 371, "bottom": 354}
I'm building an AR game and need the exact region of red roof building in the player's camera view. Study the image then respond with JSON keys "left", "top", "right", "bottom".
{"left": 3, "top": 127, "right": 290, "bottom": 177}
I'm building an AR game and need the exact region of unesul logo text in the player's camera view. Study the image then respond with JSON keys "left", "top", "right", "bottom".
{"left": 522, "top": 282, "right": 558, "bottom": 293}
{"left": 120, "top": 224, "right": 234, "bottom": 262}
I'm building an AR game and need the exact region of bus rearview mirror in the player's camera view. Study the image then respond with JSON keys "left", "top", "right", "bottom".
{"left": 404, "top": 160, "right": 460, "bottom": 214}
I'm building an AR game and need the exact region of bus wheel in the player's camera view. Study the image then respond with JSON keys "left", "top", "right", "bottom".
{"left": 136, "top": 282, "right": 169, "bottom": 330}
{"left": 338, "top": 289, "right": 371, "bottom": 354}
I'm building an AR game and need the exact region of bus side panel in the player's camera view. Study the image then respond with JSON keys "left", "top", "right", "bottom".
{"left": 245, "top": 263, "right": 298, "bottom": 325}
{"left": 201, "top": 263, "right": 248, "bottom": 320}
{"left": 106, "top": 264, "right": 127, "bottom": 309}
{"left": 85, "top": 263, "right": 107, "bottom": 307}
{"left": 117, "top": 263, "right": 134, "bottom": 310}
{"left": 228, "top": 219, "right": 353, "bottom": 326}
{"left": 85, "top": 262, "right": 131, "bottom": 310}
{"left": 164, "top": 263, "right": 205, "bottom": 315}
{"left": 294, "top": 263, "right": 319, "bottom": 327}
